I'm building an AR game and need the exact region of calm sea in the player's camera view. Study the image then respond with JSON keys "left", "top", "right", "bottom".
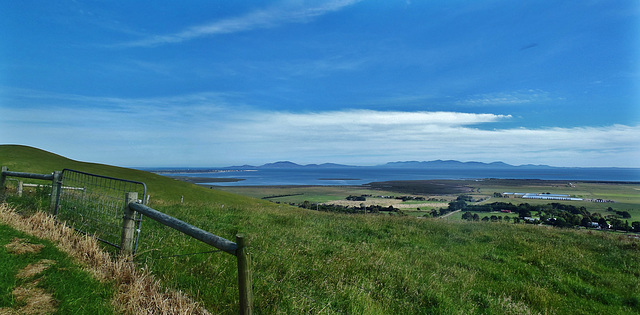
{"left": 162, "top": 167, "right": 640, "bottom": 186}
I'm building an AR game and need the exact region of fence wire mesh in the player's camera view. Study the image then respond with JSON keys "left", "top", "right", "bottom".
{"left": 58, "top": 169, "right": 146, "bottom": 251}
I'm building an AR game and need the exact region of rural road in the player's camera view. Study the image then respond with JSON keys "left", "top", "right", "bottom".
{"left": 439, "top": 210, "right": 461, "bottom": 219}
{"left": 439, "top": 197, "right": 489, "bottom": 219}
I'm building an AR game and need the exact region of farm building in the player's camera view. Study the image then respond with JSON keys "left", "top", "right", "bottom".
{"left": 502, "top": 192, "right": 583, "bottom": 201}
{"left": 521, "top": 193, "right": 583, "bottom": 201}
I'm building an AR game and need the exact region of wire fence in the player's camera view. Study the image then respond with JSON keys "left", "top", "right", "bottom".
{"left": 57, "top": 169, "right": 147, "bottom": 251}
{"left": 2, "top": 166, "right": 252, "bottom": 313}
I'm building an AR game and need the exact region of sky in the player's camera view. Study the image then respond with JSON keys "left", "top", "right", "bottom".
{"left": 1, "top": 0, "right": 639, "bottom": 168}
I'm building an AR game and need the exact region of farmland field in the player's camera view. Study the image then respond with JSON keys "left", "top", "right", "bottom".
{"left": 213, "top": 179, "right": 640, "bottom": 221}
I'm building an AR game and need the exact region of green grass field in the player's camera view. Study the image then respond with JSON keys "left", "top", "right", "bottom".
{"left": 0, "top": 223, "right": 115, "bottom": 314}
{"left": 2, "top": 145, "right": 639, "bottom": 314}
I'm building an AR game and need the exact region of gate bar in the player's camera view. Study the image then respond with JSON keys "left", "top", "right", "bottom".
{"left": 128, "top": 202, "right": 237, "bottom": 255}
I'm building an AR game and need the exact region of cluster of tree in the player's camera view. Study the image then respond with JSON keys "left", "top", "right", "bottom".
{"left": 455, "top": 199, "right": 640, "bottom": 232}
{"left": 395, "top": 196, "right": 426, "bottom": 201}
{"left": 438, "top": 195, "right": 477, "bottom": 213}
{"left": 461, "top": 212, "right": 521, "bottom": 223}
{"left": 344, "top": 194, "right": 430, "bottom": 203}
{"left": 347, "top": 194, "right": 429, "bottom": 202}
{"left": 298, "top": 200, "right": 397, "bottom": 214}
{"left": 261, "top": 193, "right": 304, "bottom": 199}
{"left": 606, "top": 206, "right": 631, "bottom": 219}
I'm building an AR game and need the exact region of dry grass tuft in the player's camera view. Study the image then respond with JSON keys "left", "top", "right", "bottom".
{"left": 0, "top": 203, "right": 211, "bottom": 315}
{"left": 4, "top": 238, "right": 44, "bottom": 254}
{"left": 498, "top": 294, "right": 536, "bottom": 315}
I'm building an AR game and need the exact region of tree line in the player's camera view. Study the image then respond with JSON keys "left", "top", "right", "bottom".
{"left": 456, "top": 199, "right": 639, "bottom": 232}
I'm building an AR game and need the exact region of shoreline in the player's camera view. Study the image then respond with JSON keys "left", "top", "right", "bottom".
{"left": 169, "top": 176, "right": 245, "bottom": 184}
{"left": 170, "top": 177, "right": 640, "bottom": 190}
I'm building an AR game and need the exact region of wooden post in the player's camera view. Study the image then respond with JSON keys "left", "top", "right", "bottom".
{"left": 236, "top": 234, "right": 253, "bottom": 315}
{"left": 0, "top": 166, "right": 7, "bottom": 201}
{"left": 49, "top": 171, "right": 62, "bottom": 215}
{"left": 120, "top": 192, "right": 138, "bottom": 256}
{"left": 17, "top": 181, "right": 23, "bottom": 197}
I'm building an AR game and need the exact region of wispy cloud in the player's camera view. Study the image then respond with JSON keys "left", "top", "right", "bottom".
{"left": 116, "top": 0, "right": 361, "bottom": 48}
{"left": 2, "top": 89, "right": 638, "bottom": 167}
{"left": 457, "top": 89, "right": 556, "bottom": 106}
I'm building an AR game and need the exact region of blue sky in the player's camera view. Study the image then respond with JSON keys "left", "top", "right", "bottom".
{"left": 1, "top": 0, "right": 639, "bottom": 167}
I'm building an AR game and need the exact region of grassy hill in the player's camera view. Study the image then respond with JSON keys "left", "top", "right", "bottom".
{"left": 1, "top": 145, "right": 639, "bottom": 314}
{"left": 0, "top": 144, "right": 266, "bottom": 207}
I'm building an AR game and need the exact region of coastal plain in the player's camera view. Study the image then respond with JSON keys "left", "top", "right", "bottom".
{"left": 211, "top": 179, "right": 640, "bottom": 221}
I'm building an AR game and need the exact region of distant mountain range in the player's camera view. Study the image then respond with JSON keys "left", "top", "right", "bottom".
{"left": 378, "top": 160, "right": 558, "bottom": 169}
{"left": 225, "top": 160, "right": 559, "bottom": 170}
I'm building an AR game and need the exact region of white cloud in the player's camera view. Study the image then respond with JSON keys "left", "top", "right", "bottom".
{"left": 117, "top": 0, "right": 361, "bottom": 47}
{"left": 1, "top": 90, "right": 638, "bottom": 167}
{"left": 215, "top": 112, "right": 639, "bottom": 167}
{"left": 260, "top": 110, "right": 510, "bottom": 127}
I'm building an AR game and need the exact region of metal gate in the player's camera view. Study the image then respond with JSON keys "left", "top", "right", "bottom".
{"left": 57, "top": 169, "right": 146, "bottom": 252}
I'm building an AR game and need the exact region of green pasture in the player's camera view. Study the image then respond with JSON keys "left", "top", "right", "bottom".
{"left": 2, "top": 145, "right": 640, "bottom": 314}
{"left": 214, "top": 185, "right": 402, "bottom": 204}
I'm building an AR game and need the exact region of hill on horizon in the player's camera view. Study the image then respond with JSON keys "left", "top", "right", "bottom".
{"left": 221, "top": 159, "right": 556, "bottom": 170}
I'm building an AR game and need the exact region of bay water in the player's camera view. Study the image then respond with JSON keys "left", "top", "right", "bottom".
{"left": 163, "top": 167, "right": 640, "bottom": 186}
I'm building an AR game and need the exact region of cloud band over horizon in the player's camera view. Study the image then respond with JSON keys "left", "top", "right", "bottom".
{"left": 2, "top": 90, "right": 638, "bottom": 168}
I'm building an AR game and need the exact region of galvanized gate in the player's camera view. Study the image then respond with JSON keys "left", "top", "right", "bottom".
{"left": 56, "top": 169, "right": 146, "bottom": 252}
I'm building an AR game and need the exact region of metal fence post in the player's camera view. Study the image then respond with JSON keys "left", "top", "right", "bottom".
{"left": 0, "top": 166, "right": 7, "bottom": 201}
{"left": 120, "top": 192, "right": 139, "bottom": 255}
{"left": 49, "top": 171, "right": 62, "bottom": 215}
{"left": 236, "top": 234, "right": 253, "bottom": 315}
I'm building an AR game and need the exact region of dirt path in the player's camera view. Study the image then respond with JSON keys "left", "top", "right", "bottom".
{"left": 439, "top": 210, "right": 461, "bottom": 219}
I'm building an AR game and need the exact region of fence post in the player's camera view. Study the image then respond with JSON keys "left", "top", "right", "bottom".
{"left": 49, "top": 171, "right": 62, "bottom": 215}
{"left": 120, "top": 192, "right": 139, "bottom": 255}
{"left": 236, "top": 234, "right": 253, "bottom": 315}
{"left": 0, "top": 166, "right": 7, "bottom": 202}
{"left": 17, "top": 181, "right": 23, "bottom": 197}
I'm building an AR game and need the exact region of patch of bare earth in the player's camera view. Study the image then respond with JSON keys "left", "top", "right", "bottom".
{"left": 4, "top": 241, "right": 58, "bottom": 315}
{"left": 16, "top": 259, "right": 56, "bottom": 279}
{"left": 11, "top": 280, "right": 57, "bottom": 315}
{"left": 4, "top": 238, "right": 44, "bottom": 254}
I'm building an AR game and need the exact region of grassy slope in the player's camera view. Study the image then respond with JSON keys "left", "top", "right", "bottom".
{"left": 0, "top": 144, "right": 266, "bottom": 208}
{"left": 2, "top": 145, "right": 639, "bottom": 314}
